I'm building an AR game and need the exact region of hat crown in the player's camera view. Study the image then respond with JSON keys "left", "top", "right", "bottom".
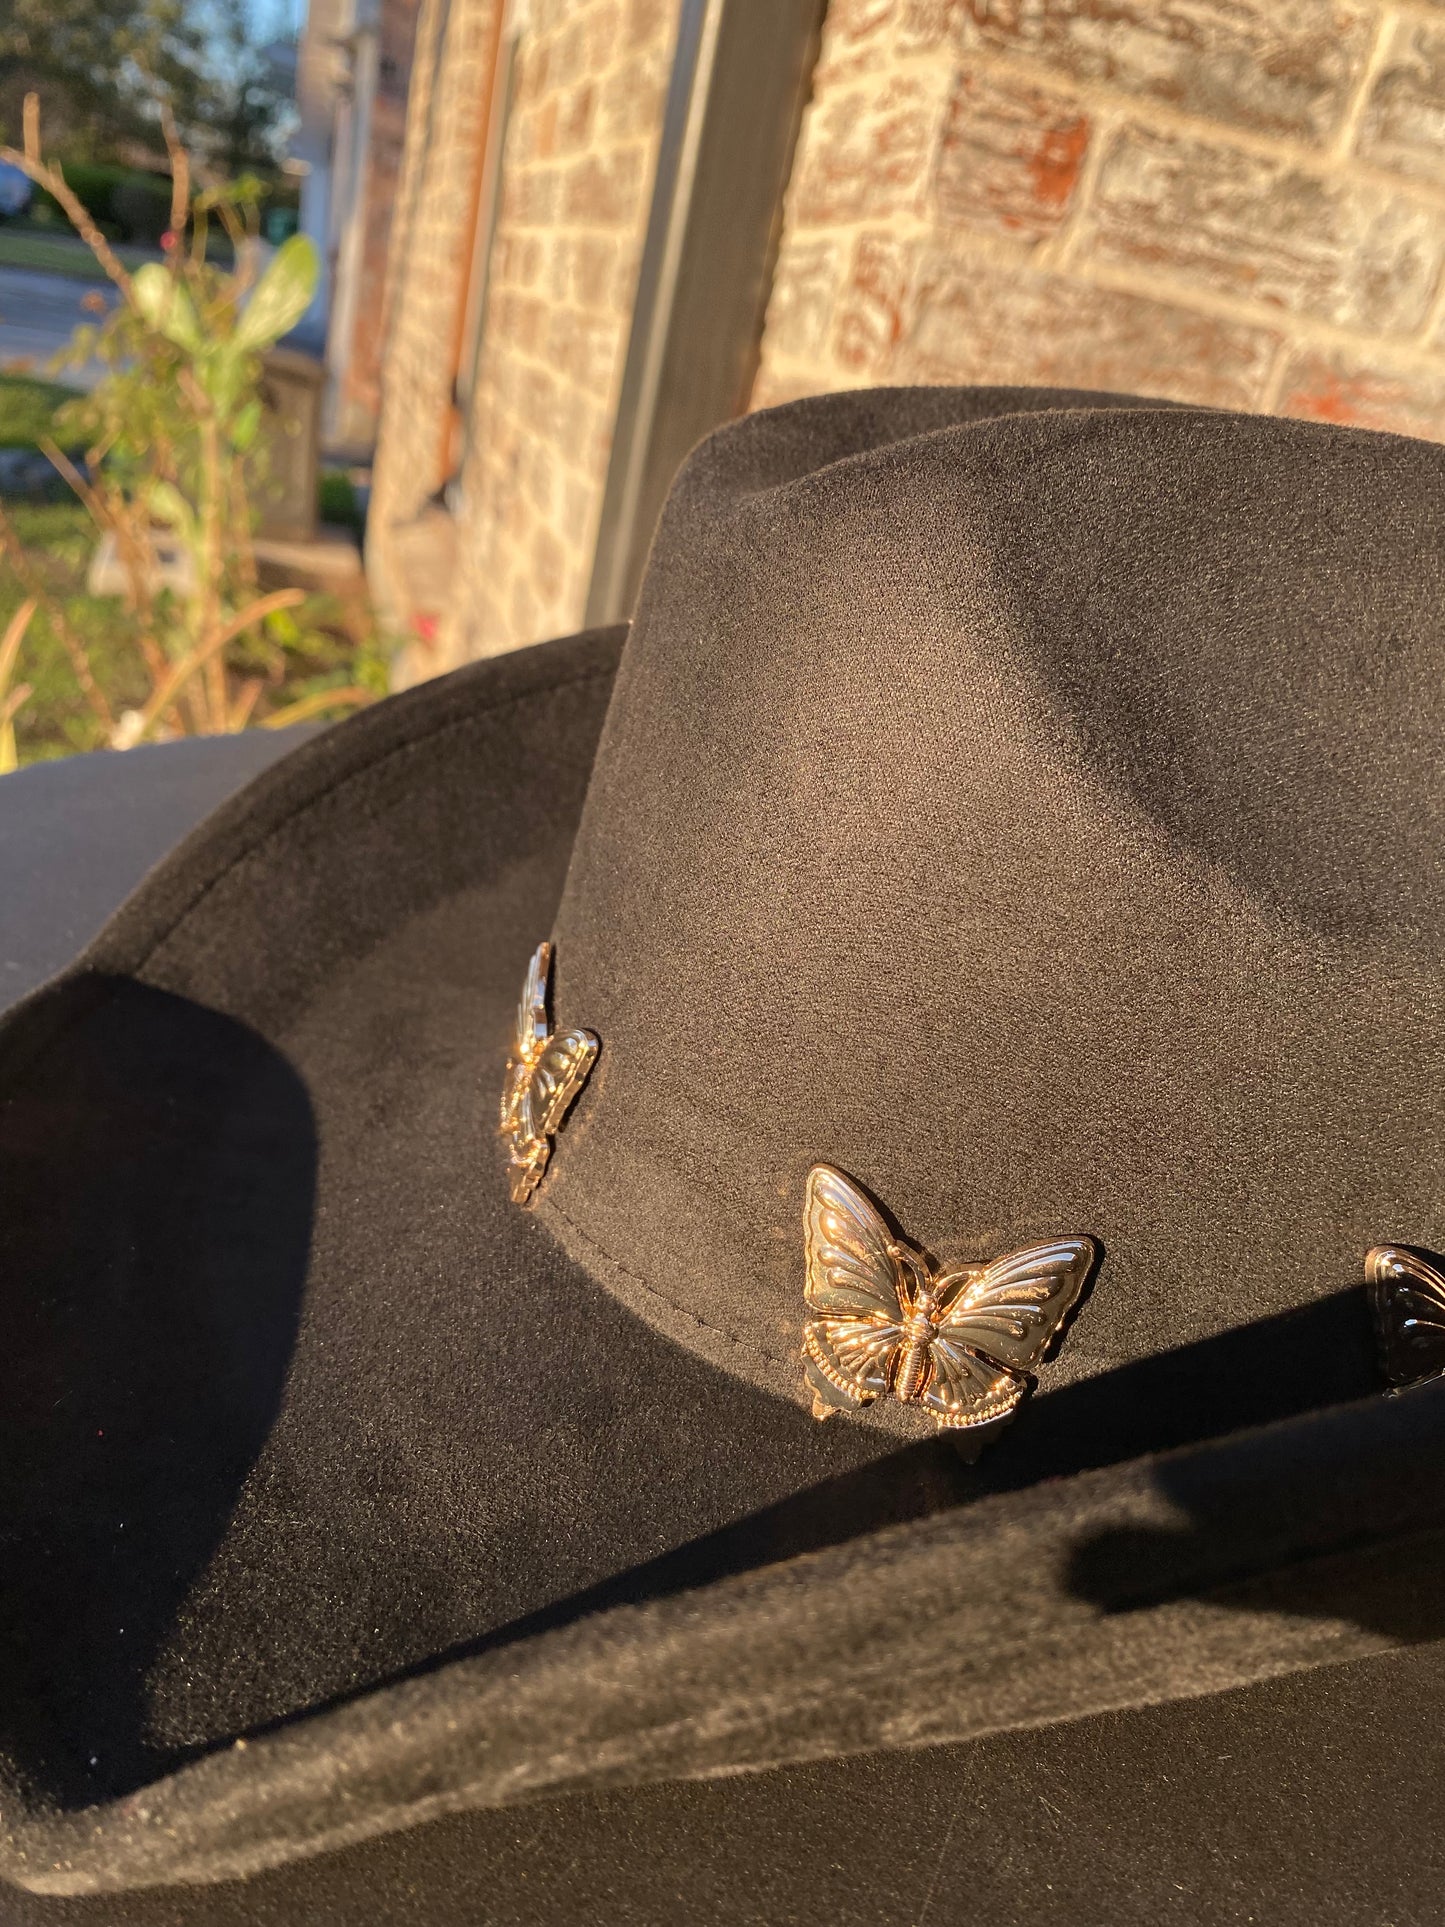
{"left": 539, "top": 389, "right": 1445, "bottom": 1423}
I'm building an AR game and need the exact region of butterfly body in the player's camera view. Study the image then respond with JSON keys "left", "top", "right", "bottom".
{"left": 802, "top": 1165, "right": 1094, "bottom": 1433}
{"left": 499, "top": 942, "right": 598, "bottom": 1205}
{"left": 894, "top": 1326, "right": 933, "bottom": 1403}
{"left": 884, "top": 1242, "right": 934, "bottom": 1403}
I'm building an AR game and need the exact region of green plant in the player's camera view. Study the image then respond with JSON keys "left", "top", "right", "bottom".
{"left": 0, "top": 93, "right": 386, "bottom": 756}
{"left": 318, "top": 469, "right": 366, "bottom": 534}
{"left": 32, "top": 164, "right": 174, "bottom": 244}
{"left": 0, "top": 498, "right": 391, "bottom": 763}
{"left": 32, "top": 161, "right": 125, "bottom": 232}
{"left": 0, "top": 373, "right": 78, "bottom": 449}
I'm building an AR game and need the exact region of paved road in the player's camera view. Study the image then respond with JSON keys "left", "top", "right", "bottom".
{"left": 0, "top": 265, "right": 117, "bottom": 384}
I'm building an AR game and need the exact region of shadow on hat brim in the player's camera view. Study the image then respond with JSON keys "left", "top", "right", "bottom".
{"left": 3, "top": 625, "right": 1445, "bottom": 1899}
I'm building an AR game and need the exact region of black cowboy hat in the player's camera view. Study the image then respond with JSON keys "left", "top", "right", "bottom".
{"left": 4, "top": 387, "right": 1445, "bottom": 1925}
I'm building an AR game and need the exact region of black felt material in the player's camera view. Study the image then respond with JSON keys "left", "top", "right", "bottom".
{"left": 0, "top": 625, "right": 905, "bottom": 1885}
{"left": 10, "top": 1363, "right": 1445, "bottom": 1893}
{"left": 543, "top": 387, "right": 1445, "bottom": 1427}
{"left": 3, "top": 389, "right": 1445, "bottom": 1912}
{"left": 11, "top": 1640, "right": 1445, "bottom": 1926}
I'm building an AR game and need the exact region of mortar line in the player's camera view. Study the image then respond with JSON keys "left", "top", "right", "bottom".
{"left": 1326, "top": 5, "right": 1398, "bottom": 166}
{"left": 1418, "top": 264, "right": 1445, "bottom": 348}
{"left": 851, "top": 210, "right": 1443, "bottom": 368}
{"left": 1257, "top": 335, "right": 1297, "bottom": 415}
{"left": 1041, "top": 102, "right": 1117, "bottom": 275}
{"left": 954, "top": 39, "right": 1445, "bottom": 216}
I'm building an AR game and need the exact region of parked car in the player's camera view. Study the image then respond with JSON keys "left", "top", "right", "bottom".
{"left": 0, "top": 160, "right": 33, "bottom": 219}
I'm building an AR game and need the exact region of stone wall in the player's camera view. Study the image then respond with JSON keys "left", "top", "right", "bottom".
{"left": 755, "top": 0, "right": 1445, "bottom": 441}
{"left": 437, "top": 0, "right": 679, "bottom": 670}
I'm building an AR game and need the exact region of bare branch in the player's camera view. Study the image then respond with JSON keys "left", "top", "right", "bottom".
{"left": 132, "top": 588, "right": 305, "bottom": 742}
{"left": 1, "top": 100, "right": 136, "bottom": 306}
{"left": 159, "top": 102, "right": 190, "bottom": 238}
{"left": 263, "top": 686, "right": 376, "bottom": 729}
{"left": 39, "top": 436, "right": 109, "bottom": 530}
{"left": 228, "top": 677, "right": 266, "bottom": 730}
{"left": 0, "top": 597, "right": 38, "bottom": 693}
{"left": 0, "top": 682, "right": 34, "bottom": 730}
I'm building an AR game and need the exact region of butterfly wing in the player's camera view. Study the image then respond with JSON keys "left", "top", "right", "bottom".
{"left": 516, "top": 941, "right": 552, "bottom": 1063}
{"left": 500, "top": 942, "right": 553, "bottom": 1133}
{"left": 505, "top": 1025, "right": 598, "bottom": 1203}
{"left": 803, "top": 1165, "right": 906, "bottom": 1405}
{"left": 920, "top": 1338, "right": 1028, "bottom": 1430}
{"left": 919, "top": 1238, "right": 1093, "bottom": 1430}
{"left": 519, "top": 1027, "right": 600, "bottom": 1144}
{"left": 938, "top": 1237, "right": 1095, "bottom": 1373}
{"left": 1367, "top": 1245, "right": 1445, "bottom": 1391}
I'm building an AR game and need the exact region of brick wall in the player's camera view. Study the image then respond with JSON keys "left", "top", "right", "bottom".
{"left": 434, "top": 0, "right": 679, "bottom": 672}
{"left": 755, "top": 0, "right": 1445, "bottom": 442}
{"left": 331, "top": 0, "right": 426, "bottom": 449}
{"left": 368, "top": 0, "right": 500, "bottom": 628}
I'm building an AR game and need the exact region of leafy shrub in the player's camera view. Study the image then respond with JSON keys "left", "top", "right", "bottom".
{"left": 34, "top": 165, "right": 182, "bottom": 245}
{"left": 0, "top": 94, "right": 389, "bottom": 760}
{"left": 317, "top": 470, "right": 365, "bottom": 533}
{"left": 110, "top": 175, "right": 174, "bottom": 246}
{"left": 0, "top": 374, "right": 78, "bottom": 450}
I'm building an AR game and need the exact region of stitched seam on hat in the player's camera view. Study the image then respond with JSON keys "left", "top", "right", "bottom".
{"left": 543, "top": 1194, "right": 798, "bottom": 1374}
{"left": 134, "top": 666, "right": 617, "bottom": 972}
{"left": 543, "top": 1195, "right": 1124, "bottom": 1391}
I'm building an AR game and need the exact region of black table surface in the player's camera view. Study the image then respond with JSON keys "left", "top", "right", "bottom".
{"left": 0, "top": 730, "right": 316, "bottom": 1015}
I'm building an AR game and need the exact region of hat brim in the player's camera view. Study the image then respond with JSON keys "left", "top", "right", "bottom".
{"left": 3, "top": 627, "right": 1445, "bottom": 1898}
{"left": 8, "top": 1638, "right": 1445, "bottom": 1926}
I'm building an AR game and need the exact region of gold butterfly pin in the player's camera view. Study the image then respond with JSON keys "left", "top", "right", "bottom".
{"left": 802, "top": 1165, "right": 1095, "bottom": 1432}
{"left": 1366, "top": 1245, "right": 1445, "bottom": 1392}
{"left": 499, "top": 941, "right": 598, "bottom": 1204}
